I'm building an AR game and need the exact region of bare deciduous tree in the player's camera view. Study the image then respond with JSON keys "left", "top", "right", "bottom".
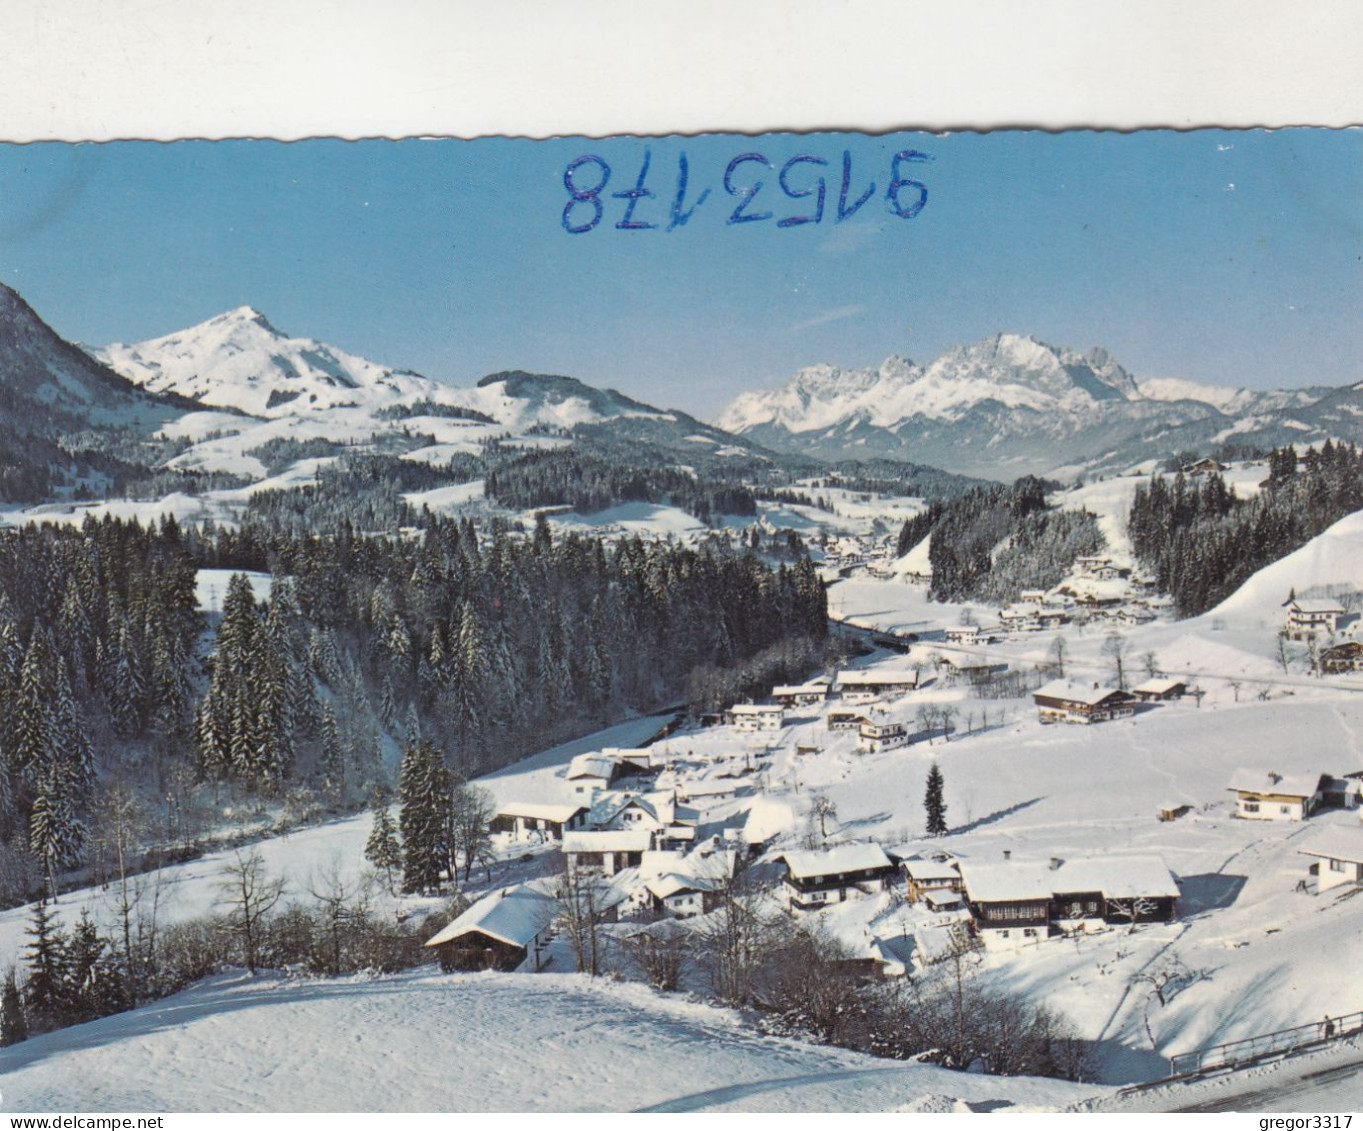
{"left": 217, "top": 849, "right": 285, "bottom": 974}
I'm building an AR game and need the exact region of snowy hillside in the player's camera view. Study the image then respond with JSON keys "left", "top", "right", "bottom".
{"left": 0, "top": 971, "right": 1099, "bottom": 1113}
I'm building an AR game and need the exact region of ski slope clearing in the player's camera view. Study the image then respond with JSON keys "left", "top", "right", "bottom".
{"left": 0, "top": 970, "right": 1102, "bottom": 1113}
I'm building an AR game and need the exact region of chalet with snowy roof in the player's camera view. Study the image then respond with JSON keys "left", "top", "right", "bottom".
{"left": 1226, "top": 768, "right": 1331, "bottom": 821}
{"left": 771, "top": 678, "right": 830, "bottom": 708}
{"left": 1033, "top": 679, "right": 1135, "bottom": 725}
{"left": 857, "top": 719, "right": 909, "bottom": 754}
{"left": 998, "top": 604, "right": 1042, "bottom": 633}
{"left": 1019, "top": 588, "right": 1049, "bottom": 604}
{"left": 902, "top": 856, "right": 964, "bottom": 904}
{"left": 1283, "top": 597, "right": 1346, "bottom": 641}
{"left": 603, "top": 748, "right": 661, "bottom": 775}
{"left": 834, "top": 669, "right": 919, "bottom": 703}
{"left": 677, "top": 779, "right": 741, "bottom": 804}
{"left": 958, "top": 854, "right": 1178, "bottom": 950}
{"left": 779, "top": 843, "right": 897, "bottom": 910}
{"left": 424, "top": 884, "right": 557, "bottom": 972}
{"left": 584, "top": 791, "right": 674, "bottom": 833}
{"left": 490, "top": 802, "right": 588, "bottom": 841}
{"left": 562, "top": 828, "right": 652, "bottom": 875}
{"left": 725, "top": 703, "right": 785, "bottom": 732}
{"left": 827, "top": 709, "right": 866, "bottom": 732}
{"left": 1320, "top": 642, "right": 1363, "bottom": 674}
{"left": 1075, "top": 555, "right": 1111, "bottom": 576}
{"left": 1116, "top": 606, "right": 1157, "bottom": 627}
{"left": 566, "top": 754, "right": 622, "bottom": 797}
{"left": 1130, "top": 677, "right": 1186, "bottom": 702}
{"left": 1299, "top": 827, "right": 1363, "bottom": 893}
{"left": 944, "top": 624, "right": 989, "bottom": 645}
{"left": 939, "top": 655, "right": 1003, "bottom": 685}
{"left": 1036, "top": 608, "right": 1071, "bottom": 628}
{"left": 1182, "top": 457, "right": 1226, "bottom": 475}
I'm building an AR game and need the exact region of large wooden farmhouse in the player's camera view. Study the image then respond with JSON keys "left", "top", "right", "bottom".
{"left": 779, "top": 843, "right": 897, "bottom": 910}
{"left": 1320, "top": 641, "right": 1363, "bottom": 674}
{"left": 835, "top": 669, "right": 919, "bottom": 703}
{"left": 958, "top": 854, "right": 1179, "bottom": 950}
{"left": 424, "top": 884, "right": 557, "bottom": 972}
{"left": 771, "top": 678, "right": 830, "bottom": 708}
{"left": 1033, "top": 679, "right": 1135, "bottom": 724}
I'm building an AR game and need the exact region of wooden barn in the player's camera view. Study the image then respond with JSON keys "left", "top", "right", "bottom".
{"left": 424, "top": 885, "right": 557, "bottom": 973}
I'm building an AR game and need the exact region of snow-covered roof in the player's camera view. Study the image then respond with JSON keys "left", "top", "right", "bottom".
{"left": 772, "top": 681, "right": 830, "bottom": 696}
{"left": 1131, "top": 677, "right": 1185, "bottom": 695}
{"left": 1226, "top": 768, "right": 1326, "bottom": 799}
{"left": 1286, "top": 598, "right": 1346, "bottom": 613}
{"left": 781, "top": 843, "right": 892, "bottom": 878}
{"left": 923, "top": 889, "right": 963, "bottom": 909}
{"left": 496, "top": 802, "right": 585, "bottom": 823}
{"left": 424, "top": 885, "right": 557, "bottom": 950}
{"left": 836, "top": 669, "right": 918, "bottom": 687}
{"left": 903, "top": 859, "right": 961, "bottom": 883}
{"left": 646, "top": 872, "right": 722, "bottom": 900}
{"left": 727, "top": 704, "right": 784, "bottom": 715}
{"left": 562, "top": 829, "right": 653, "bottom": 854}
{"left": 681, "top": 780, "right": 739, "bottom": 798}
{"left": 1033, "top": 679, "right": 1128, "bottom": 706}
{"left": 958, "top": 861, "right": 1055, "bottom": 902}
{"left": 1051, "top": 856, "right": 1180, "bottom": 901}
{"left": 566, "top": 754, "right": 617, "bottom": 781}
{"left": 1298, "top": 826, "right": 1363, "bottom": 864}
{"left": 960, "top": 855, "right": 1179, "bottom": 902}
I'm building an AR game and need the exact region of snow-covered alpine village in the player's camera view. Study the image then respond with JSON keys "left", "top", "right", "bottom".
{"left": 0, "top": 123, "right": 1361, "bottom": 1117}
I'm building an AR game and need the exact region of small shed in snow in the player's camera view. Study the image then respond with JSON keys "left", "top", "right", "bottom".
{"left": 424, "top": 885, "right": 557, "bottom": 972}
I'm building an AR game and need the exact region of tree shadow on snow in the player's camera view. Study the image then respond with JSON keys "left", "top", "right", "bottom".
{"left": 947, "top": 797, "right": 1044, "bottom": 836}
{"left": 1176, "top": 873, "right": 1248, "bottom": 915}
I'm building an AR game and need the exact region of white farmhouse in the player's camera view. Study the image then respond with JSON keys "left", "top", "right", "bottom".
{"left": 1299, "top": 826, "right": 1363, "bottom": 892}
{"left": 725, "top": 704, "right": 785, "bottom": 732}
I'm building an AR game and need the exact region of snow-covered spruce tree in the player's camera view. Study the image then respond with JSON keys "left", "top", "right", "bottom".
{"left": 925, "top": 762, "right": 948, "bottom": 837}
{"left": 399, "top": 738, "right": 452, "bottom": 894}
{"left": 364, "top": 795, "right": 402, "bottom": 894}
{"left": 0, "top": 966, "right": 28, "bottom": 1046}
{"left": 23, "top": 899, "right": 66, "bottom": 1032}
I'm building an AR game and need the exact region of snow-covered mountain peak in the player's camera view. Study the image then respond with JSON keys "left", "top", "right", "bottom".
{"left": 95, "top": 308, "right": 441, "bottom": 419}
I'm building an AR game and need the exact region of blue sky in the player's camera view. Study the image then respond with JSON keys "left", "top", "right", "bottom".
{"left": 0, "top": 130, "right": 1358, "bottom": 416}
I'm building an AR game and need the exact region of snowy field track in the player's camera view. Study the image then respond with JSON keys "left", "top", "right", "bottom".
{"left": 0, "top": 971, "right": 1103, "bottom": 1113}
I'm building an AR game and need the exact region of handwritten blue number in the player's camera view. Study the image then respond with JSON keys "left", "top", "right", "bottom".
{"left": 837, "top": 150, "right": 875, "bottom": 222}
{"left": 886, "top": 149, "right": 931, "bottom": 219}
{"left": 668, "top": 152, "right": 710, "bottom": 231}
{"left": 562, "top": 156, "right": 610, "bottom": 234}
{"left": 613, "top": 149, "right": 658, "bottom": 230}
{"left": 724, "top": 153, "right": 774, "bottom": 225}
{"left": 777, "top": 155, "right": 828, "bottom": 227}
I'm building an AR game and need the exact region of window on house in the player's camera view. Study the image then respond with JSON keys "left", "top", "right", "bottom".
{"left": 1280, "top": 806, "right": 1291, "bottom": 815}
{"left": 1331, "top": 859, "right": 1347, "bottom": 872}
{"left": 1023, "top": 928, "right": 1038, "bottom": 938}
{"left": 1244, "top": 802, "right": 1259, "bottom": 812}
